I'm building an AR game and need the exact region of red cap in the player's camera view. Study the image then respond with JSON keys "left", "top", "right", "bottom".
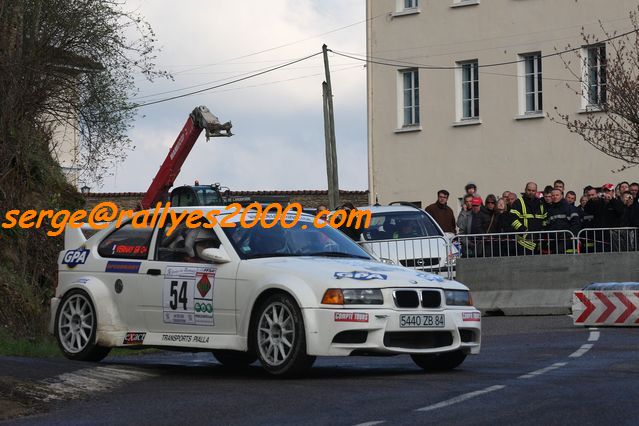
{"left": 602, "top": 183, "right": 614, "bottom": 191}
{"left": 471, "top": 197, "right": 482, "bottom": 206}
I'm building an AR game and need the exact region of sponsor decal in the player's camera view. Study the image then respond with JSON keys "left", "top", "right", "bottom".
{"left": 160, "top": 334, "right": 210, "bottom": 344}
{"left": 105, "top": 261, "right": 141, "bottom": 274}
{"left": 163, "top": 266, "right": 215, "bottom": 326}
{"left": 416, "top": 272, "right": 445, "bottom": 283}
{"left": 111, "top": 244, "right": 148, "bottom": 256}
{"left": 462, "top": 312, "right": 481, "bottom": 322}
{"left": 73, "top": 278, "right": 90, "bottom": 284}
{"left": 62, "top": 249, "right": 90, "bottom": 268}
{"left": 334, "top": 312, "right": 369, "bottom": 322}
{"left": 334, "top": 271, "right": 387, "bottom": 281}
{"left": 123, "top": 332, "right": 146, "bottom": 345}
{"left": 196, "top": 270, "right": 215, "bottom": 298}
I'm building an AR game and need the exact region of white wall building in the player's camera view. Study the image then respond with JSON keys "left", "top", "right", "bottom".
{"left": 366, "top": 0, "right": 638, "bottom": 207}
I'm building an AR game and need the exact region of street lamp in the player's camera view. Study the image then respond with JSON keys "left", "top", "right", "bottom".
{"left": 80, "top": 185, "right": 91, "bottom": 195}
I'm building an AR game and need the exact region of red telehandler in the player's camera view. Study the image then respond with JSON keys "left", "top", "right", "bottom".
{"left": 139, "top": 106, "right": 232, "bottom": 210}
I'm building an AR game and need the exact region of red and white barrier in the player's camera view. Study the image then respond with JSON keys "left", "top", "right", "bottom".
{"left": 573, "top": 291, "right": 639, "bottom": 326}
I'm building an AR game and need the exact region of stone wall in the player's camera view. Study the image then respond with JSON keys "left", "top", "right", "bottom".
{"left": 84, "top": 190, "right": 369, "bottom": 211}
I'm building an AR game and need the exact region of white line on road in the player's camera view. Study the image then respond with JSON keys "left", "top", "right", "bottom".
{"left": 588, "top": 331, "right": 600, "bottom": 342}
{"left": 415, "top": 385, "right": 506, "bottom": 412}
{"left": 353, "top": 422, "right": 386, "bottom": 426}
{"left": 518, "top": 362, "right": 567, "bottom": 379}
{"left": 570, "top": 343, "right": 594, "bottom": 358}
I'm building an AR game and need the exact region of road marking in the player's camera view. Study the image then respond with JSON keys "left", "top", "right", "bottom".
{"left": 569, "top": 343, "right": 594, "bottom": 358}
{"left": 518, "top": 362, "right": 567, "bottom": 379}
{"left": 19, "top": 366, "right": 157, "bottom": 402}
{"left": 415, "top": 385, "right": 506, "bottom": 412}
{"left": 353, "top": 422, "right": 385, "bottom": 426}
{"left": 588, "top": 331, "right": 600, "bottom": 342}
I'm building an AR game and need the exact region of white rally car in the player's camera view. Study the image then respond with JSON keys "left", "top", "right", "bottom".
{"left": 51, "top": 207, "right": 481, "bottom": 377}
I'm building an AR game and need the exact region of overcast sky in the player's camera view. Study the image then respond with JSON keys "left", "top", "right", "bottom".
{"left": 99, "top": 0, "right": 366, "bottom": 193}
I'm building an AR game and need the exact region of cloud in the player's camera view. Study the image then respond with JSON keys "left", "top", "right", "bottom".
{"left": 100, "top": 0, "right": 366, "bottom": 193}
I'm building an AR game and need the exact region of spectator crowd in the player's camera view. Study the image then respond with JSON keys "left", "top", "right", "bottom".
{"left": 424, "top": 180, "right": 639, "bottom": 255}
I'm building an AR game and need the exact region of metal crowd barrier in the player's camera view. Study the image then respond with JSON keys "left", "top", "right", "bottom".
{"left": 358, "top": 235, "right": 454, "bottom": 278}
{"left": 360, "top": 227, "right": 638, "bottom": 279}
{"left": 452, "top": 227, "right": 639, "bottom": 258}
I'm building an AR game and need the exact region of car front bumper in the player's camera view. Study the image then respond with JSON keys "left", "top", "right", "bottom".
{"left": 303, "top": 307, "right": 481, "bottom": 357}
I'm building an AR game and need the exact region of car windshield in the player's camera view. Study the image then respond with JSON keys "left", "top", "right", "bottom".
{"left": 223, "top": 218, "right": 372, "bottom": 260}
{"left": 361, "top": 210, "right": 442, "bottom": 241}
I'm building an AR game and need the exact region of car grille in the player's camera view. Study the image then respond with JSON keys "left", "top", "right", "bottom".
{"left": 393, "top": 290, "right": 441, "bottom": 308}
{"left": 399, "top": 257, "right": 440, "bottom": 268}
{"left": 383, "top": 331, "right": 453, "bottom": 349}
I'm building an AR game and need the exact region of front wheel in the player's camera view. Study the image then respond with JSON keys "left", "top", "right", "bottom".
{"left": 252, "top": 293, "right": 315, "bottom": 377}
{"left": 411, "top": 350, "right": 467, "bottom": 371}
{"left": 55, "top": 289, "right": 110, "bottom": 362}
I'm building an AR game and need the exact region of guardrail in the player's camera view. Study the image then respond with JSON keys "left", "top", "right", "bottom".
{"left": 358, "top": 235, "right": 454, "bottom": 278}
{"left": 452, "top": 227, "right": 639, "bottom": 258}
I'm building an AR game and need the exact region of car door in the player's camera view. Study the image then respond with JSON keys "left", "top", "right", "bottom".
{"left": 139, "top": 220, "right": 238, "bottom": 335}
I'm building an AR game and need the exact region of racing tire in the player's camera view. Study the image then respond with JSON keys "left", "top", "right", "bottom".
{"left": 251, "top": 293, "right": 315, "bottom": 378}
{"left": 55, "top": 289, "right": 110, "bottom": 362}
{"left": 212, "top": 350, "right": 257, "bottom": 369}
{"left": 411, "top": 350, "right": 467, "bottom": 371}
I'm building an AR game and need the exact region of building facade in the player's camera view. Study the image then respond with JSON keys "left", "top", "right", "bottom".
{"left": 366, "top": 0, "right": 638, "bottom": 207}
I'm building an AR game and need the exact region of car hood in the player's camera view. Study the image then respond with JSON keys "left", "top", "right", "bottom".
{"left": 241, "top": 256, "right": 467, "bottom": 290}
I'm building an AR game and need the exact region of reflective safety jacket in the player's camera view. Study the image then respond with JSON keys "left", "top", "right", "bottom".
{"left": 510, "top": 195, "right": 547, "bottom": 250}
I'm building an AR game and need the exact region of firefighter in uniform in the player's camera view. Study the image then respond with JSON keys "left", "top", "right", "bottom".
{"left": 509, "top": 182, "right": 547, "bottom": 254}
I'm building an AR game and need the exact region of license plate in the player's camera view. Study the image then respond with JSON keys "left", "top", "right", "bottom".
{"left": 399, "top": 314, "right": 445, "bottom": 328}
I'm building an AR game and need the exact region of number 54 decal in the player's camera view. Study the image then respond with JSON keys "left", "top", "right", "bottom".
{"left": 163, "top": 266, "right": 216, "bottom": 326}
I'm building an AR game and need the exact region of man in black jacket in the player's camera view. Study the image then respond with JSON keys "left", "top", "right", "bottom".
{"left": 584, "top": 183, "right": 624, "bottom": 252}
{"left": 510, "top": 182, "right": 546, "bottom": 254}
{"left": 546, "top": 189, "right": 581, "bottom": 253}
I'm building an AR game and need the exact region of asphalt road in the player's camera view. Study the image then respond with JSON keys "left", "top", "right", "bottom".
{"left": 1, "top": 315, "right": 637, "bottom": 425}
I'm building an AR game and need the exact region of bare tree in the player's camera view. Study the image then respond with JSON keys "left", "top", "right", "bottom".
{"left": 552, "top": 8, "right": 639, "bottom": 169}
{"left": 0, "top": 0, "right": 168, "bottom": 333}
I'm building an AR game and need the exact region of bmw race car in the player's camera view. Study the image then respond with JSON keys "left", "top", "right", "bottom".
{"left": 51, "top": 207, "right": 481, "bottom": 377}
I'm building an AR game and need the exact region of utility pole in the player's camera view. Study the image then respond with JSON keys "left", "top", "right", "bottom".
{"left": 322, "top": 44, "right": 340, "bottom": 210}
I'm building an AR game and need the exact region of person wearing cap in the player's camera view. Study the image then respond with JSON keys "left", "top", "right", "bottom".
{"left": 509, "top": 182, "right": 546, "bottom": 254}
{"left": 465, "top": 182, "right": 478, "bottom": 197}
{"left": 459, "top": 197, "right": 491, "bottom": 257}
{"left": 425, "top": 189, "right": 456, "bottom": 234}
{"left": 584, "top": 183, "right": 624, "bottom": 252}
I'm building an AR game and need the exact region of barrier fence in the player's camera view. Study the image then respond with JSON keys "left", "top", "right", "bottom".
{"left": 358, "top": 235, "right": 454, "bottom": 278}
{"left": 360, "top": 227, "right": 639, "bottom": 280}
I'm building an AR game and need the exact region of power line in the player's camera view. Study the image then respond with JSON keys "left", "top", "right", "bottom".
{"left": 130, "top": 60, "right": 358, "bottom": 101}
{"left": 123, "top": 51, "right": 323, "bottom": 110}
{"left": 169, "top": 11, "right": 386, "bottom": 76}
{"left": 330, "top": 28, "right": 639, "bottom": 70}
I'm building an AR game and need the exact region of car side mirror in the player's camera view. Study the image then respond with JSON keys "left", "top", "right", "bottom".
{"left": 200, "top": 247, "right": 231, "bottom": 264}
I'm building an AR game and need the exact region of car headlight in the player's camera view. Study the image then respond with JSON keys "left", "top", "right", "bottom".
{"left": 322, "top": 289, "right": 383, "bottom": 305}
{"left": 445, "top": 290, "right": 473, "bottom": 306}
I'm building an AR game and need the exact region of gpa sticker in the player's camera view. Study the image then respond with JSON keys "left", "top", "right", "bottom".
{"left": 62, "top": 249, "right": 90, "bottom": 268}
{"left": 334, "top": 271, "right": 387, "bottom": 281}
{"left": 334, "top": 312, "right": 369, "bottom": 322}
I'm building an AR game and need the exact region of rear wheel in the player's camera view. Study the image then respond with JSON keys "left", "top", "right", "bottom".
{"left": 55, "top": 289, "right": 110, "bottom": 362}
{"left": 411, "top": 350, "right": 467, "bottom": 371}
{"left": 212, "top": 350, "right": 257, "bottom": 369}
{"left": 252, "top": 293, "right": 315, "bottom": 377}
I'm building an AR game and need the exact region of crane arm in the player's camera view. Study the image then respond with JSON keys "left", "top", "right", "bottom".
{"left": 140, "top": 106, "right": 232, "bottom": 210}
